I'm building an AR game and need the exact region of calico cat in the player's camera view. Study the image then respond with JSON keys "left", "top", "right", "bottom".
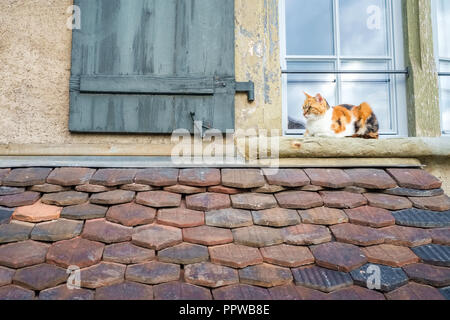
{"left": 302, "top": 92, "right": 379, "bottom": 139}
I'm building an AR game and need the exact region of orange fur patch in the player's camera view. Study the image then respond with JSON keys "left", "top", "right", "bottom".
{"left": 331, "top": 106, "right": 352, "bottom": 134}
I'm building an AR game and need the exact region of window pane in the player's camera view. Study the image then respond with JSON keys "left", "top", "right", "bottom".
{"left": 437, "top": 0, "right": 450, "bottom": 58}
{"left": 340, "top": 61, "right": 391, "bottom": 132}
{"left": 286, "top": 0, "right": 334, "bottom": 56}
{"left": 339, "top": 0, "right": 388, "bottom": 57}
{"left": 440, "top": 62, "right": 450, "bottom": 133}
{"left": 287, "top": 73, "right": 337, "bottom": 130}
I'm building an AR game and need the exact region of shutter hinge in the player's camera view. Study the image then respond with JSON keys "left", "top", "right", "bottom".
{"left": 235, "top": 81, "right": 255, "bottom": 102}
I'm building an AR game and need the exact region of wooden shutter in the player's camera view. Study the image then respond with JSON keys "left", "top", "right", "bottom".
{"left": 69, "top": 0, "right": 244, "bottom": 133}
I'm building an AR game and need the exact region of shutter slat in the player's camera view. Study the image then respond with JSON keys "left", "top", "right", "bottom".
{"left": 79, "top": 75, "right": 215, "bottom": 95}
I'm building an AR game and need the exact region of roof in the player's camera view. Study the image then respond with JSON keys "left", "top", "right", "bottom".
{"left": 0, "top": 167, "right": 449, "bottom": 300}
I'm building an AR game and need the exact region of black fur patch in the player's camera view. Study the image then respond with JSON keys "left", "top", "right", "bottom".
{"left": 366, "top": 114, "right": 379, "bottom": 134}
{"left": 340, "top": 104, "right": 355, "bottom": 111}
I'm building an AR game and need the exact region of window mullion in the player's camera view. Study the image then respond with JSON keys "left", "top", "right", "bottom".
{"left": 334, "top": 0, "right": 341, "bottom": 104}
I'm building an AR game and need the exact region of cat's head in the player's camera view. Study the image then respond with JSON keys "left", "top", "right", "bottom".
{"left": 302, "top": 92, "right": 330, "bottom": 119}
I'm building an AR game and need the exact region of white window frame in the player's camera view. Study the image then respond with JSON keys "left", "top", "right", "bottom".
{"left": 431, "top": 0, "right": 450, "bottom": 136}
{"left": 280, "top": 0, "right": 408, "bottom": 137}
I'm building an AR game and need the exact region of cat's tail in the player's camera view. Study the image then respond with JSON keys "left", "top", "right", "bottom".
{"left": 354, "top": 102, "right": 380, "bottom": 139}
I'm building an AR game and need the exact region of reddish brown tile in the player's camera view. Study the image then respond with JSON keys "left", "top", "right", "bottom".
{"left": 157, "top": 207, "right": 205, "bottom": 228}
{"left": 275, "top": 191, "right": 323, "bottom": 209}
{"left": 39, "top": 285, "right": 94, "bottom": 300}
{"left": 61, "top": 203, "right": 107, "bottom": 220}
{"left": 164, "top": 185, "right": 206, "bottom": 194}
{"left": 75, "top": 184, "right": 113, "bottom": 193}
{"left": 260, "top": 245, "right": 315, "bottom": 267}
{"left": 2, "top": 168, "right": 52, "bottom": 187}
{"left": 221, "top": 169, "right": 265, "bottom": 189}
{"left": 263, "top": 169, "right": 310, "bottom": 187}
{"left": 183, "top": 226, "right": 233, "bottom": 246}
{"left": 90, "top": 190, "right": 135, "bottom": 205}
{"left": 299, "top": 207, "right": 348, "bottom": 226}
{"left": 304, "top": 169, "right": 352, "bottom": 189}
{"left": 231, "top": 193, "right": 277, "bottom": 210}
{"left": 184, "top": 262, "right": 239, "bottom": 288}
{"left": 209, "top": 244, "right": 263, "bottom": 268}
{"left": 403, "top": 263, "right": 450, "bottom": 287}
{"left": 13, "top": 201, "right": 61, "bottom": 223}
{"left": 136, "top": 191, "right": 181, "bottom": 208}
{"left": 0, "top": 240, "right": 49, "bottom": 268}
{"left": 212, "top": 284, "right": 271, "bottom": 300}
{"left": 95, "top": 281, "right": 154, "bottom": 300}
{"left": 186, "top": 193, "right": 231, "bottom": 211}
{"left": 0, "top": 192, "right": 40, "bottom": 208}
{"left": 311, "top": 242, "right": 368, "bottom": 272}
{"left": 344, "top": 206, "right": 395, "bottom": 228}
{"left": 103, "top": 242, "right": 155, "bottom": 264}
{"left": 320, "top": 191, "right": 367, "bottom": 209}
{"left": 126, "top": 261, "right": 180, "bottom": 285}
{"left": 120, "top": 184, "right": 153, "bottom": 192}
{"left": 46, "top": 237, "right": 104, "bottom": 268}
{"left": 364, "top": 193, "right": 413, "bottom": 210}
{"left": 387, "top": 169, "right": 442, "bottom": 190}
{"left": 330, "top": 223, "right": 385, "bottom": 246}
{"left": 252, "top": 208, "right": 300, "bottom": 227}
{"left": 205, "top": 208, "right": 253, "bottom": 228}
{"left": 132, "top": 224, "right": 182, "bottom": 250}
{"left": 282, "top": 224, "right": 332, "bottom": 245}
{"left": 232, "top": 226, "right": 283, "bottom": 248}
{"left": 239, "top": 263, "right": 293, "bottom": 288}
{"left": 80, "top": 262, "right": 126, "bottom": 289}
{"left": 135, "top": 168, "right": 179, "bottom": 187}
{"left": 380, "top": 225, "right": 432, "bottom": 247}
{"left": 47, "top": 168, "right": 96, "bottom": 186}
{"left": 13, "top": 263, "right": 68, "bottom": 291}
{"left": 158, "top": 243, "right": 209, "bottom": 264}
{"left": 106, "top": 202, "right": 156, "bottom": 227}
{"left": 385, "top": 282, "right": 445, "bottom": 300}
{"left": 179, "top": 168, "right": 221, "bottom": 187}
{"left": 362, "top": 244, "right": 419, "bottom": 267}
{"left": 0, "top": 285, "right": 35, "bottom": 300}
{"left": 81, "top": 219, "right": 132, "bottom": 244}
{"left": 154, "top": 281, "right": 212, "bottom": 300}
{"left": 208, "top": 185, "right": 243, "bottom": 195}
{"left": 30, "top": 184, "right": 70, "bottom": 193}
{"left": 345, "top": 169, "right": 397, "bottom": 189}
{"left": 429, "top": 227, "right": 450, "bottom": 245}
{"left": 90, "top": 169, "right": 137, "bottom": 187}
{"left": 409, "top": 195, "right": 450, "bottom": 212}
{"left": 328, "top": 286, "right": 385, "bottom": 300}
{"left": 41, "top": 191, "right": 89, "bottom": 206}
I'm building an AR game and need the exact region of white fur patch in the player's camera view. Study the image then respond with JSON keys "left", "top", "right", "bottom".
{"left": 305, "top": 109, "right": 356, "bottom": 138}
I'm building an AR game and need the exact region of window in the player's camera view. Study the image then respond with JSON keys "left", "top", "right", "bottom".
{"left": 280, "top": 0, "right": 407, "bottom": 136}
{"left": 432, "top": 0, "right": 450, "bottom": 135}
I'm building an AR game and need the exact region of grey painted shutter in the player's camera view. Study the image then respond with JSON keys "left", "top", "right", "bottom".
{"left": 69, "top": 0, "right": 237, "bottom": 133}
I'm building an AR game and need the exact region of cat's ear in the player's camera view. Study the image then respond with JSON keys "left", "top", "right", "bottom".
{"left": 304, "top": 92, "right": 312, "bottom": 98}
{"left": 315, "top": 93, "right": 324, "bottom": 103}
